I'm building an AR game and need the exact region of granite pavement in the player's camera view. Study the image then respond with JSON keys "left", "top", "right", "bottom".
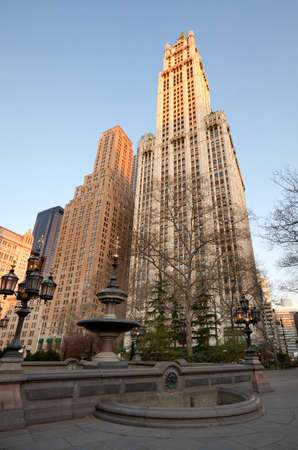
{"left": 1, "top": 368, "right": 298, "bottom": 450}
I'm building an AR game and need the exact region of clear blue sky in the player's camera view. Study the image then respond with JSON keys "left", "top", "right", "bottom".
{"left": 1, "top": 1, "right": 297, "bottom": 300}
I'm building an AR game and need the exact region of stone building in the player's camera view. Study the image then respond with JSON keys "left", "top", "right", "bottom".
{"left": 128, "top": 31, "right": 259, "bottom": 337}
{"left": 258, "top": 276, "right": 279, "bottom": 348}
{"left": 39, "top": 126, "right": 134, "bottom": 350}
{"left": 0, "top": 227, "right": 34, "bottom": 349}
{"left": 274, "top": 305, "right": 298, "bottom": 356}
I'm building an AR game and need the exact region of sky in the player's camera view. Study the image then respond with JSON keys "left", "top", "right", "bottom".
{"left": 0, "top": 0, "right": 297, "bottom": 301}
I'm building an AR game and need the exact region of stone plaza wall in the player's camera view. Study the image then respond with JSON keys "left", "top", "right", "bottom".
{"left": 22, "top": 359, "right": 84, "bottom": 371}
{"left": 0, "top": 359, "right": 257, "bottom": 430}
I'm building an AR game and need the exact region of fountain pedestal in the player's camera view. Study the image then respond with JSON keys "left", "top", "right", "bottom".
{"left": 94, "top": 331, "right": 120, "bottom": 362}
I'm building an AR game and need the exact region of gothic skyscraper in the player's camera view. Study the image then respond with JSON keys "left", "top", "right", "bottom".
{"left": 129, "top": 31, "right": 259, "bottom": 336}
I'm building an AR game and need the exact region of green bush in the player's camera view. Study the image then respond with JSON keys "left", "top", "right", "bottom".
{"left": 0, "top": 348, "right": 8, "bottom": 358}
{"left": 139, "top": 325, "right": 184, "bottom": 361}
{"left": 276, "top": 351, "right": 290, "bottom": 363}
{"left": 186, "top": 341, "right": 246, "bottom": 364}
{"left": 25, "top": 349, "right": 61, "bottom": 361}
{"left": 138, "top": 339, "right": 247, "bottom": 364}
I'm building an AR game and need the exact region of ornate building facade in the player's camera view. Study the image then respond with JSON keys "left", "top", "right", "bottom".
{"left": 0, "top": 227, "right": 34, "bottom": 350}
{"left": 39, "top": 126, "right": 134, "bottom": 350}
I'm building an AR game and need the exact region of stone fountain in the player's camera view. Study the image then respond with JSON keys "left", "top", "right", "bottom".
{"left": 77, "top": 254, "right": 140, "bottom": 367}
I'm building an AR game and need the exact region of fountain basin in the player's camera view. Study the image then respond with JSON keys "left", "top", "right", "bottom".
{"left": 77, "top": 318, "right": 140, "bottom": 334}
{"left": 94, "top": 388, "right": 263, "bottom": 427}
{"left": 77, "top": 318, "right": 140, "bottom": 364}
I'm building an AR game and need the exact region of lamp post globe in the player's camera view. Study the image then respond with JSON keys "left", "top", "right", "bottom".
{"left": 25, "top": 269, "right": 43, "bottom": 296}
{"left": 0, "top": 265, "right": 19, "bottom": 297}
{"left": 233, "top": 307, "right": 244, "bottom": 325}
{"left": 40, "top": 274, "right": 57, "bottom": 302}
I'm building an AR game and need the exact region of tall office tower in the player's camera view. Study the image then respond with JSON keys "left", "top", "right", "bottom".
{"left": 40, "top": 126, "right": 134, "bottom": 350}
{"left": 275, "top": 306, "right": 298, "bottom": 356}
{"left": 259, "top": 276, "right": 278, "bottom": 348}
{"left": 0, "top": 227, "right": 33, "bottom": 349}
{"left": 128, "top": 31, "right": 259, "bottom": 336}
{"left": 131, "top": 134, "right": 155, "bottom": 196}
{"left": 32, "top": 206, "right": 64, "bottom": 276}
{"left": 131, "top": 154, "right": 139, "bottom": 196}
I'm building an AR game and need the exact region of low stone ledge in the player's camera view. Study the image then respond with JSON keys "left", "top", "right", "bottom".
{"left": 124, "top": 382, "right": 157, "bottom": 393}
{"left": 24, "top": 398, "right": 73, "bottom": 425}
{"left": 22, "top": 358, "right": 84, "bottom": 370}
{"left": 0, "top": 361, "right": 259, "bottom": 430}
{"left": 185, "top": 378, "right": 209, "bottom": 387}
{"left": 128, "top": 361, "right": 156, "bottom": 367}
{"left": 24, "top": 386, "right": 74, "bottom": 401}
{"left": 24, "top": 362, "right": 255, "bottom": 382}
{"left": 180, "top": 364, "right": 255, "bottom": 375}
{"left": 25, "top": 367, "right": 161, "bottom": 381}
{"left": 0, "top": 409, "right": 25, "bottom": 431}
{"left": 0, "top": 373, "right": 26, "bottom": 384}
{"left": 235, "top": 375, "right": 251, "bottom": 383}
{"left": 79, "top": 383, "right": 120, "bottom": 397}
{"left": 210, "top": 376, "right": 233, "bottom": 385}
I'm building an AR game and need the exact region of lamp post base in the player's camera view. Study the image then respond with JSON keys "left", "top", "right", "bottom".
{"left": 245, "top": 346, "right": 257, "bottom": 360}
{"left": 0, "top": 354, "right": 26, "bottom": 431}
{"left": 0, "top": 353, "right": 23, "bottom": 371}
{"left": 244, "top": 355, "right": 274, "bottom": 393}
{"left": 131, "top": 352, "right": 141, "bottom": 361}
{"left": 4, "top": 342, "right": 23, "bottom": 359}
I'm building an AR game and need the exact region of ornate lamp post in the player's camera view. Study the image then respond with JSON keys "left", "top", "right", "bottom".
{"left": 279, "top": 319, "right": 289, "bottom": 356}
{"left": 130, "top": 326, "right": 146, "bottom": 361}
{"left": 0, "top": 251, "right": 57, "bottom": 358}
{"left": 233, "top": 295, "right": 261, "bottom": 359}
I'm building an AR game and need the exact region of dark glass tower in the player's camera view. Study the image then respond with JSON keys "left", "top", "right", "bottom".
{"left": 32, "top": 206, "right": 64, "bottom": 275}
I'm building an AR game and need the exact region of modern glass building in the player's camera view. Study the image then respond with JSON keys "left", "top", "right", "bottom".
{"left": 32, "top": 206, "right": 64, "bottom": 275}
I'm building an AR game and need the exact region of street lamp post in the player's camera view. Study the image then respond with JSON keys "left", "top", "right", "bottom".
{"left": 233, "top": 295, "right": 261, "bottom": 359}
{"left": 279, "top": 319, "right": 289, "bottom": 356}
{"left": 0, "top": 250, "right": 57, "bottom": 358}
{"left": 130, "top": 326, "right": 146, "bottom": 361}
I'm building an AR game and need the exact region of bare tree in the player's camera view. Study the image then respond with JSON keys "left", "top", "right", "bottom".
{"left": 129, "top": 176, "right": 255, "bottom": 355}
{"left": 263, "top": 168, "right": 298, "bottom": 293}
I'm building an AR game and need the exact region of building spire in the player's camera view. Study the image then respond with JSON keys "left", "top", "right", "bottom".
{"left": 178, "top": 32, "right": 186, "bottom": 41}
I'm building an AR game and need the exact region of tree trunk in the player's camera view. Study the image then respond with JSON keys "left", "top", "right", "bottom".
{"left": 185, "top": 303, "right": 193, "bottom": 356}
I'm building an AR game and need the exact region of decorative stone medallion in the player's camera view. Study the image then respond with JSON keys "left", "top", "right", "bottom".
{"left": 164, "top": 368, "right": 179, "bottom": 390}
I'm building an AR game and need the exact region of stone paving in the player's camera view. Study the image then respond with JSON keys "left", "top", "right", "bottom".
{"left": 1, "top": 368, "right": 298, "bottom": 450}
